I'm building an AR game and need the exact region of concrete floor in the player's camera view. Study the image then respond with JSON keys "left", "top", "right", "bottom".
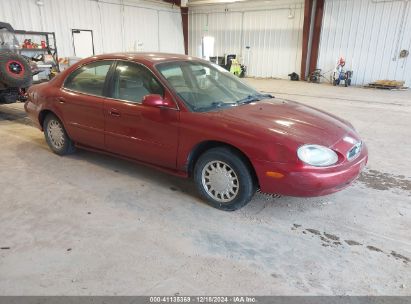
{"left": 0, "top": 79, "right": 410, "bottom": 295}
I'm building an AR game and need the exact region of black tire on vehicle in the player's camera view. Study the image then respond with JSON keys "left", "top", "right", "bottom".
{"left": 194, "top": 147, "right": 256, "bottom": 211}
{"left": 0, "top": 52, "right": 32, "bottom": 88}
{"left": 0, "top": 91, "right": 18, "bottom": 104}
{"left": 43, "top": 114, "right": 76, "bottom": 155}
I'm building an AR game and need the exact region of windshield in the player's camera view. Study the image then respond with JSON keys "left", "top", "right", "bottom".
{"left": 0, "top": 28, "right": 19, "bottom": 50}
{"left": 156, "top": 60, "right": 273, "bottom": 112}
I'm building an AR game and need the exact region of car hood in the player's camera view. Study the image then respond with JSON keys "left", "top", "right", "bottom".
{"left": 215, "top": 98, "right": 356, "bottom": 147}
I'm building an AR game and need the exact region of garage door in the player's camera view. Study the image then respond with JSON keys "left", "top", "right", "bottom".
{"left": 188, "top": 3, "right": 305, "bottom": 79}
{"left": 242, "top": 8, "right": 304, "bottom": 78}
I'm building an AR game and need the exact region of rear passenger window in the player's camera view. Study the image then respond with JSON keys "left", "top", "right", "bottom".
{"left": 64, "top": 61, "right": 113, "bottom": 96}
{"left": 112, "top": 61, "right": 164, "bottom": 103}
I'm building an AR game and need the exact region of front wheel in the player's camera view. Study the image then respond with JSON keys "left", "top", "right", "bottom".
{"left": 194, "top": 147, "right": 256, "bottom": 211}
{"left": 43, "top": 114, "right": 76, "bottom": 155}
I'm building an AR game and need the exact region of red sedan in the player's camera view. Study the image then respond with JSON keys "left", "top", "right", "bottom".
{"left": 25, "top": 53, "right": 368, "bottom": 211}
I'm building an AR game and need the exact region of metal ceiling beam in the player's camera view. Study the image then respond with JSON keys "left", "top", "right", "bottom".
{"left": 161, "top": 0, "right": 181, "bottom": 6}
{"left": 188, "top": 0, "right": 247, "bottom": 6}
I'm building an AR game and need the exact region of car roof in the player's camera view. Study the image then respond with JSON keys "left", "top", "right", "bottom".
{"left": 89, "top": 52, "right": 198, "bottom": 64}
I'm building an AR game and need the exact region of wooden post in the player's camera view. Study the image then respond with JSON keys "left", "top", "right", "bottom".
{"left": 308, "top": 0, "right": 324, "bottom": 77}
{"left": 300, "top": 0, "right": 324, "bottom": 80}
{"left": 301, "top": 0, "right": 313, "bottom": 80}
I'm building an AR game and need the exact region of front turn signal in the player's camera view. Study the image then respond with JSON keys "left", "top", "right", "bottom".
{"left": 266, "top": 171, "right": 285, "bottom": 179}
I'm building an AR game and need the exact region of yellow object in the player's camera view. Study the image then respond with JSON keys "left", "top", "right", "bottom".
{"left": 230, "top": 58, "right": 242, "bottom": 76}
{"left": 266, "top": 171, "right": 285, "bottom": 179}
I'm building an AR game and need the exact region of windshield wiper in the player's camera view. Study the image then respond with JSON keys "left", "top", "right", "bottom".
{"left": 237, "top": 93, "right": 274, "bottom": 105}
{"left": 194, "top": 101, "right": 237, "bottom": 112}
{"left": 259, "top": 93, "right": 274, "bottom": 99}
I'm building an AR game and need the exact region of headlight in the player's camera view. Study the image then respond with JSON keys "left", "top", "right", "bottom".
{"left": 297, "top": 144, "right": 338, "bottom": 167}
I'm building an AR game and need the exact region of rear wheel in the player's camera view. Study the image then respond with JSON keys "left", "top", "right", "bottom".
{"left": 43, "top": 114, "right": 75, "bottom": 155}
{"left": 194, "top": 147, "right": 256, "bottom": 211}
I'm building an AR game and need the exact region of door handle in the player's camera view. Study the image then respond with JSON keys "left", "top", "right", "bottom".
{"left": 109, "top": 109, "right": 121, "bottom": 117}
{"left": 57, "top": 97, "right": 66, "bottom": 104}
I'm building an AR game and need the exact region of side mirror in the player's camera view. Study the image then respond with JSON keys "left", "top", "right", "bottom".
{"left": 142, "top": 94, "right": 173, "bottom": 108}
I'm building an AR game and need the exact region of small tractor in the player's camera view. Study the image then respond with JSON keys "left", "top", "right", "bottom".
{"left": 0, "top": 22, "right": 34, "bottom": 103}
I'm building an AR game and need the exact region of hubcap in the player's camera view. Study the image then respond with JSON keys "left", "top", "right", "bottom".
{"left": 8, "top": 61, "right": 23, "bottom": 75}
{"left": 201, "top": 160, "right": 239, "bottom": 203}
{"left": 47, "top": 120, "right": 65, "bottom": 149}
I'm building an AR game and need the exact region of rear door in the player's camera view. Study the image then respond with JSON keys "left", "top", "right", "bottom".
{"left": 104, "top": 60, "right": 179, "bottom": 169}
{"left": 61, "top": 60, "right": 114, "bottom": 149}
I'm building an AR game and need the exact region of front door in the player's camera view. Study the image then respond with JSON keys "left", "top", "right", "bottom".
{"left": 61, "top": 60, "right": 114, "bottom": 149}
{"left": 104, "top": 61, "right": 179, "bottom": 169}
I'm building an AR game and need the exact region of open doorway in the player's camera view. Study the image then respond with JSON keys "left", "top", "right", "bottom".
{"left": 72, "top": 29, "right": 95, "bottom": 58}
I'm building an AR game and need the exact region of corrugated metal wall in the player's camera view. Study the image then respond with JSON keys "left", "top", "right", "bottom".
{"left": 318, "top": 0, "right": 411, "bottom": 86}
{"left": 188, "top": 1, "right": 305, "bottom": 78}
{"left": 242, "top": 8, "right": 304, "bottom": 78}
{"left": 0, "top": 0, "right": 184, "bottom": 57}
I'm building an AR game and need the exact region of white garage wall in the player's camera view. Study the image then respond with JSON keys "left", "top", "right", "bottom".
{"left": 318, "top": 0, "right": 411, "bottom": 86}
{"left": 0, "top": 0, "right": 185, "bottom": 57}
{"left": 188, "top": 0, "right": 304, "bottom": 78}
{"left": 242, "top": 8, "right": 304, "bottom": 78}
{"left": 159, "top": 10, "right": 185, "bottom": 53}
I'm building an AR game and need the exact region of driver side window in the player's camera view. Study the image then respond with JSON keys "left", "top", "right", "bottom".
{"left": 112, "top": 61, "right": 164, "bottom": 103}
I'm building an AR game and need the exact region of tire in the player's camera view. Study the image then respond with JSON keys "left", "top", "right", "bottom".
{"left": 0, "top": 90, "right": 18, "bottom": 104}
{"left": 43, "top": 114, "right": 76, "bottom": 155}
{"left": 0, "top": 52, "right": 32, "bottom": 88}
{"left": 194, "top": 147, "right": 256, "bottom": 211}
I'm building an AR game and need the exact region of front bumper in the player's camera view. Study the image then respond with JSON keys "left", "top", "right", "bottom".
{"left": 253, "top": 144, "right": 368, "bottom": 197}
